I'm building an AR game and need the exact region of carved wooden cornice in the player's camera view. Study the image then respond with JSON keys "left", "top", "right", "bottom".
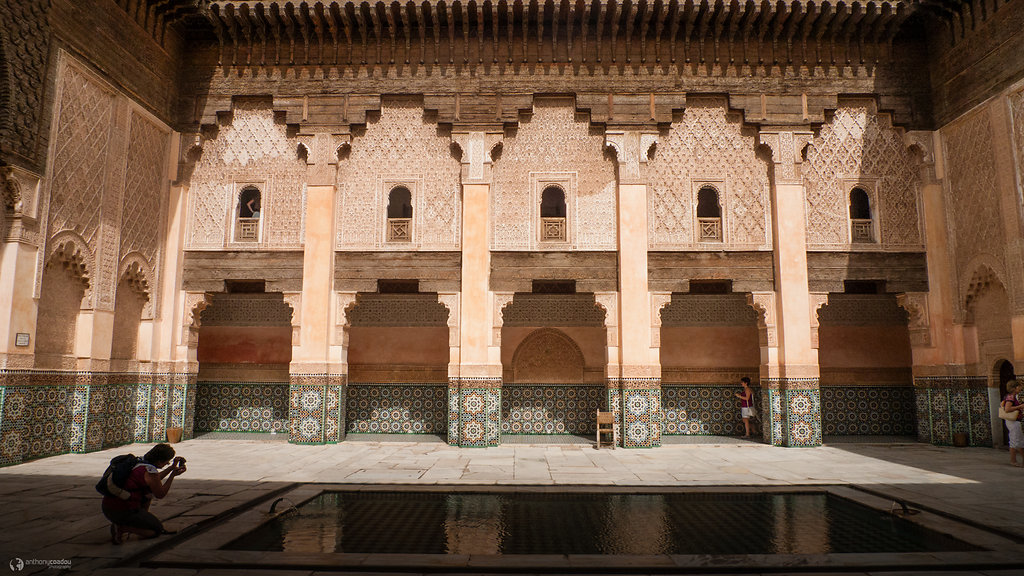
{"left": 198, "top": 0, "right": 939, "bottom": 68}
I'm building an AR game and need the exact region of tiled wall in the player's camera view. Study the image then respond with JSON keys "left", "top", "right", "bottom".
{"left": 450, "top": 379, "right": 501, "bottom": 447}
{"left": 821, "top": 386, "right": 916, "bottom": 436}
{"left": 500, "top": 384, "right": 603, "bottom": 434}
{"left": 194, "top": 382, "right": 289, "bottom": 433}
{"left": 0, "top": 371, "right": 196, "bottom": 467}
{"left": 347, "top": 383, "right": 447, "bottom": 433}
{"left": 287, "top": 375, "right": 346, "bottom": 444}
{"left": 661, "top": 384, "right": 758, "bottom": 436}
{"left": 764, "top": 380, "right": 822, "bottom": 447}
{"left": 915, "top": 377, "right": 991, "bottom": 447}
{"left": 616, "top": 380, "right": 662, "bottom": 448}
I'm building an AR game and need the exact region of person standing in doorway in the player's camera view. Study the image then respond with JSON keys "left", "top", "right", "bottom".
{"left": 735, "top": 376, "right": 755, "bottom": 438}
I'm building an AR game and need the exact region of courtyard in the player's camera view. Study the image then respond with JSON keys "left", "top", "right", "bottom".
{"left": 1, "top": 437, "right": 1024, "bottom": 575}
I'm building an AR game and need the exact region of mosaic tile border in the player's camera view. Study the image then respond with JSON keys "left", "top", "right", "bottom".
{"left": 914, "top": 377, "right": 990, "bottom": 447}
{"left": 764, "top": 379, "right": 822, "bottom": 447}
{"left": 347, "top": 383, "right": 447, "bottom": 434}
{"left": 451, "top": 378, "right": 501, "bottom": 447}
{"left": 500, "top": 384, "right": 603, "bottom": 435}
{"left": 195, "top": 382, "right": 290, "bottom": 433}
{"left": 661, "top": 384, "right": 761, "bottom": 436}
{"left": 821, "top": 385, "right": 916, "bottom": 436}
{"left": 611, "top": 379, "right": 662, "bottom": 448}
{"left": 287, "top": 375, "right": 347, "bottom": 445}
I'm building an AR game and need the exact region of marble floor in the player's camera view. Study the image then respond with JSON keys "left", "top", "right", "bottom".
{"left": 1, "top": 437, "right": 1023, "bottom": 575}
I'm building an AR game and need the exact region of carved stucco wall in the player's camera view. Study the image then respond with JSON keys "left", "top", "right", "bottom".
{"left": 804, "top": 106, "right": 923, "bottom": 250}
{"left": 336, "top": 99, "right": 461, "bottom": 250}
{"left": 647, "top": 98, "right": 770, "bottom": 250}
{"left": 492, "top": 99, "right": 616, "bottom": 250}
{"left": 0, "top": 0, "right": 51, "bottom": 169}
{"left": 1011, "top": 87, "right": 1024, "bottom": 214}
{"left": 187, "top": 100, "right": 306, "bottom": 249}
{"left": 941, "top": 106, "right": 1009, "bottom": 318}
{"left": 41, "top": 60, "right": 115, "bottom": 308}
{"left": 38, "top": 55, "right": 171, "bottom": 320}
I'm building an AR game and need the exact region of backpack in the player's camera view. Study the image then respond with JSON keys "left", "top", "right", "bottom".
{"left": 95, "top": 454, "right": 141, "bottom": 499}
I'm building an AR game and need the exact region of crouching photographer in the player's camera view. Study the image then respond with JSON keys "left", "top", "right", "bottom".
{"left": 99, "top": 443, "right": 186, "bottom": 544}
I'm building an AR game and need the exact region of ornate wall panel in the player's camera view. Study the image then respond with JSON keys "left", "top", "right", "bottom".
{"left": 347, "top": 294, "right": 450, "bottom": 327}
{"left": 492, "top": 101, "right": 616, "bottom": 250}
{"left": 119, "top": 111, "right": 169, "bottom": 306}
{"left": 817, "top": 294, "right": 909, "bottom": 326}
{"left": 1011, "top": 87, "right": 1024, "bottom": 214}
{"left": 44, "top": 61, "right": 115, "bottom": 271}
{"left": 201, "top": 293, "right": 294, "bottom": 326}
{"left": 187, "top": 100, "right": 306, "bottom": 249}
{"left": 661, "top": 384, "right": 755, "bottom": 435}
{"left": 501, "top": 385, "right": 603, "bottom": 434}
{"left": 647, "top": 99, "right": 770, "bottom": 250}
{"left": 914, "top": 377, "right": 991, "bottom": 447}
{"left": 660, "top": 294, "right": 760, "bottom": 326}
{"left": 336, "top": 99, "right": 461, "bottom": 250}
{"left": 346, "top": 383, "right": 447, "bottom": 434}
{"left": 0, "top": 0, "right": 51, "bottom": 168}
{"left": 194, "top": 381, "right": 289, "bottom": 433}
{"left": 942, "top": 107, "right": 1006, "bottom": 315}
{"left": 805, "top": 106, "right": 923, "bottom": 250}
{"left": 821, "top": 386, "right": 916, "bottom": 436}
{"left": 501, "top": 294, "right": 606, "bottom": 327}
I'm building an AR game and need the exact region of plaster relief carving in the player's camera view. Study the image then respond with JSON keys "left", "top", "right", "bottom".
{"left": 437, "top": 292, "right": 460, "bottom": 346}
{"left": 805, "top": 106, "right": 923, "bottom": 250}
{"left": 511, "top": 328, "right": 585, "bottom": 384}
{"left": 943, "top": 107, "right": 1007, "bottom": 319}
{"left": 896, "top": 292, "right": 932, "bottom": 347}
{"left": 347, "top": 293, "right": 450, "bottom": 327}
{"left": 1010, "top": 88, "right": 1024, "bottom": 217}
{"left": 334, "top": 291, "right": 358, "bottom": 346}
{"left": 117, "top": 253, "right": 154, "bottom": 319}
{"left": 492, "top": 101, "right": 616, "bottom": 250}
{"left": 594, "top": 291, "right": 620, "bottom": 348}
{"left": 336, "top": 100, "right": 461, "bottom": 250}
{"left": 648, "top": 100, "right": 770, "bottom": 250}
{"left": 186, "top": 100, "right": 306, "bottom": 249}
{"left": 501, "top": 294, "right": 606, "bottom": 327}
{"left": 808, "top": 293, "right": 829, "bottom": 349}
{"left": 746, "top": 292, "right": 777, "bottom": 348}
{"left": 492, "top": 292, "right": 515, "bottom": 347}
{"left": 649, "top": 292, "right": 671, "bottom": 349}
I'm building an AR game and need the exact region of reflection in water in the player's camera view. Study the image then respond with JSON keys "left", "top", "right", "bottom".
{"left": 226, "top": 492, "right": 980, "bottom": 555}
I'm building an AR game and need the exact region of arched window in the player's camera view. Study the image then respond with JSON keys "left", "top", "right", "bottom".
{"left": 387, "top": 186, "right": 412, "bottom": 241}
{"left": 696, "top": 186, "right": 723, "bottom": 242}
{"left": 540, "top": 186, "right": 567, "bottom": 241}
{"left": 236, "top": 186, "right": 261, "bottom": 241}
{"left": 849, "top": 187, "right": 874, "bottom": 243}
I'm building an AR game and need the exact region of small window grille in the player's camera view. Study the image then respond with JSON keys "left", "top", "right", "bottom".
{"left": 236, "top": 186, "right": 261, "bottom": 242}
{"left": 540, "top": 186, "right": 566, "bottom": 242}
{"left": 696, "top": 186, "right": 722, "bottom": 242}
{"left": 387, "top": 186, "right": 413, "bottom": 242}
{"left": 849, "top": 188, "right": 874, "bottom": 243}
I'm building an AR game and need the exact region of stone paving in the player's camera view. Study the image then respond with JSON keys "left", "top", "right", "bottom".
{"left": 1, "top": 438, "right": 1023, "bottom": 575}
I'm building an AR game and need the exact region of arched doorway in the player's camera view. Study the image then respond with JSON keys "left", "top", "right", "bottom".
{"left": 500, "top": 294, "right": 607, "bottom": 436}
{"left": 817, "top": 294, "right": 915, "bottom": 438}
{"left": 659, "top": 293, "right": 761, "bottom": 436}
{"left": 345, "top": 293, "right": 450, "bottom": 436}
{"left": 195, "top": 292, "right": 293, "bottom": 435}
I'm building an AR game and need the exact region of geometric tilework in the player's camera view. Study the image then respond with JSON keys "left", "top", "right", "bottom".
{"left": 615, "top": 381, "right": 662, "bottom": 448}
{"left": 661, "top": 384, "right": 759, "bottom": 436}
{"left": 914, "top": 377, "right": 991, "bottom": 447}
{"left": 821, "top": 386, "right": 916, "bottom": 436}
{"left": 451, "top": 379, "right": 501, "bottom": 447}
{"left": 195, "top": 382, "right": 289, "bottom": 433}
{"left": 500, "top": 384, "right": 603, "bottom": 435}
{"left": 287, "top": 375, "right": 347, "bottom": 445}
{"left": 346, "top": 383, "right": 446, "bottom": 434}
{"left": 0, "top": 372, "right": 200, "bottom": 467}
{"left": 764, "top": 379, "right": 822, "bottom": 447}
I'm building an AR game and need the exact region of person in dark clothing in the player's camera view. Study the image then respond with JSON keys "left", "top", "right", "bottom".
{"left": 101, "top": 443, "right": 186, "bottom": 544}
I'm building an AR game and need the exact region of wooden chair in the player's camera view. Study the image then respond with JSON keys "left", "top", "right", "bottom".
{"left": 596, "top": 410, "right": 617, "bottom": 449}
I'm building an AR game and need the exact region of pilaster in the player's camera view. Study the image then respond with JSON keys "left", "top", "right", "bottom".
{"left": 759, "top": 128, "right": 821, "bottom": 447}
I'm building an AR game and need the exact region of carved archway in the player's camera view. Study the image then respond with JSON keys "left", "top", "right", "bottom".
{"left": 511, "top": 328, "right": 585, "bottom": 384}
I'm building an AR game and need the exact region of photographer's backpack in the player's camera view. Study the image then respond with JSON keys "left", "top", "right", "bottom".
{"left": 95, "top": 454, "right": 140, "bottom": 499}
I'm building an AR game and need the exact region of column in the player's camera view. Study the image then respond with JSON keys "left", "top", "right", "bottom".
{"left": 290, "top": 133, "right": 344, "bottom": 444}
{"left": 450, "top": 130, "right": 503, "bottom": 447}
{"left": 606, "top": 130, "right": 661, "bottom": 448}
{"left": 759, "top": 128, "right": 821, "bottom": 447}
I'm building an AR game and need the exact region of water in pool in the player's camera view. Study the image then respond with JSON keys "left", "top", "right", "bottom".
{"left": 225, "top": 491, "right": 981, "bottom": 555}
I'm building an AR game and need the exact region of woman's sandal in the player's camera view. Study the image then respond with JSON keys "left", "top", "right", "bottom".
{"left": 109, "top": 524, "right": 124, "bottom": 545}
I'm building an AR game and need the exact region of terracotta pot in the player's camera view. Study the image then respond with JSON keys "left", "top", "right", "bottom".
{"left": 952, "top": 432, "right": 968, "bottom": 447}
{"left": 166, "top": 427, "right": 183, "bottom": 444}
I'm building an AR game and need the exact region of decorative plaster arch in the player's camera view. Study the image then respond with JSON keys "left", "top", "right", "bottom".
{"left": 45, "top": 231, "right": 92, "bottom": 291}
{"left": 117, "top": 252, "right": 154, "bottom": 318}
{"left": 511, "top": 327, "right": 585, "bottom": 384}
{"left": 745, "top": 292, "right": 778, "bottom": 347}
{"left": 962, "top": 257, "right": 1009, "bottom": 319}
